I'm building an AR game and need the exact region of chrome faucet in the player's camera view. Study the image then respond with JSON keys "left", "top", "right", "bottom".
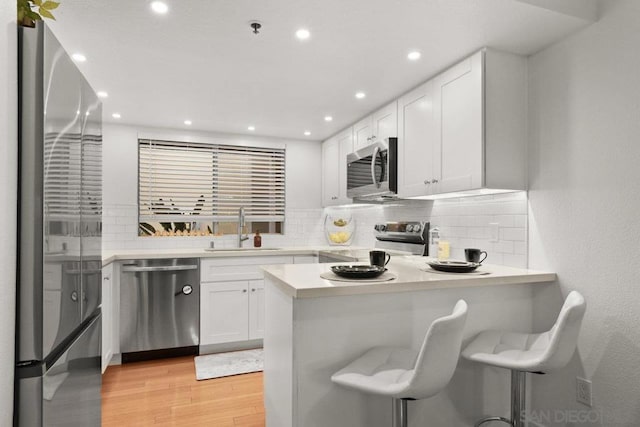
{"left": 238, "top": 207, "right": 250, "bottom": 248}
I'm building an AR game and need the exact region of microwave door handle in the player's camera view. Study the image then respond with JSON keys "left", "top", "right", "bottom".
{"left": 379, "top": 149, "right": 386, "bottom": 185}
{"left": 371, "top": 146, "right": 380, "bottom": 188}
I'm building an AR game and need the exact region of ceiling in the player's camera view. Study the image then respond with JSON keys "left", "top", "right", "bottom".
{"left": 47, "top": 0, "right": 596, "bottom": 141}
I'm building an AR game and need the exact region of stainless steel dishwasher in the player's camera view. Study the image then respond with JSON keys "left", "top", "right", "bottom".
{"left": 120, "top": 258, "right": 200, "bottom": 361}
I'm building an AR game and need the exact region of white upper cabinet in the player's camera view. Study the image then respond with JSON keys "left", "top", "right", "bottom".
{"left": 432, "top": 52, "right": 484, "bottom": 194}
{"left": 353, "top": 116, "right": 372, "bottom": 150}
{"left": 353, "top": 101, "right": 398, "bottom": 150}
{"left": 322, "top": 127, "right": 353, "bottom": 207}
{"left": 322, "top": 48, "right": 526, "bottom": 202}
{"left": 321, "top": 137, "right": 340, "bottom": 206}
{"left": 397, "top": 82, "right": 436, "bottom": 198}
{"left": 371, "top": 101, "right": 398, "bottom": 144}
{"left": 398, "top": 48, "right": 527, "bottom": 198}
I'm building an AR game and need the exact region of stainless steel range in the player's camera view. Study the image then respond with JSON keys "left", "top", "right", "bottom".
{"left": 374, "top": 221, "right": 430, "bottom": 256}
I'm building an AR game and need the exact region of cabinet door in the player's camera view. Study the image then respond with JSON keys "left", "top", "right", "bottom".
{"left": 353, "top": 116, "right": 372, "bottom": 150}
{"left": 322, "top": 138, "right": 340, "bottom": 206}
{"left": 248, "top": 280, "right": 265, "bottom": 340}
{"left": 337, "top": 128, "right": 354, "bottom": 204}
{"left": 397, "top": 82, "right": 436, "bottom": 197}
{"left": 101, "top": 263, "right": 113, "bottom": 373}
{"left": 433, "top": 52, "right": 483, "bottom": 194}
{"left": 200, "top": 281, "right": 249, "bottom": 345}
{"left": 371, "top": 101, "right": 397, "bottom": 143}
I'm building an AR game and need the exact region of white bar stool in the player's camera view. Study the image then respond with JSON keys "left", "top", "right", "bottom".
{"left": 331, "top": 300, "right": 468, "bottom": 427}
{"left": 462, "top": 291, "right": 586, "bottom": 427}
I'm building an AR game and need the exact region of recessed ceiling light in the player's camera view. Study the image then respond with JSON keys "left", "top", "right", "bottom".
{"left": 248, "top": 125, "right": 255, "bottom": 131}
{"left": 72, "top": 53, "right": 86, "bottom": 63}
{"left": 304, "top": 131, "right": 311, "bottom": 136}
{"left": 97, "top": 91, "right": 108, "bottom": 98}
{"left": 184, "top": 120, "right": 192, "bottom": 126}
{"left": 295, "top": 28, "right": 310, "bottom": 40}
{"left": 150, "top": 1, "right": 169, "bottom": 14}
{"left": 112, "top": 113, "right": 121, "bottom": 119}
{"left": 324, "top": 116, "right": 333, "bottom": 122}
{"left": 407, "top": 51, "right": 421, "bottom": 61}
{"left": 355, "top": 92, "right": 366, "bottom": 99}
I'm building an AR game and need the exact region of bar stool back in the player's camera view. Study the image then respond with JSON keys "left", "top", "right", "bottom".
{"left": 462, "top": 291, "right": 586, "bottom": 427}
{"left": 331, "top": 300, "right": 468, "bottom": 427}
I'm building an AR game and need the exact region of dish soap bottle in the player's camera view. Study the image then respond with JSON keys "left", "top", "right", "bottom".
{"left": 254, "top": 230, "right": 262, "bottom": 248}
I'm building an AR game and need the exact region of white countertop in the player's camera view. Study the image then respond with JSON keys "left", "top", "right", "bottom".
{"left": 262, "top": 256, "right": 556, "bottom": 298}
{"left": 101, "top": 246, "right": 382, "bottom": 266}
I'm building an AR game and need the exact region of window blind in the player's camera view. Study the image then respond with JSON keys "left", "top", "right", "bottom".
{"left": 138, "top": 139, "right": 285, "bottom": 222}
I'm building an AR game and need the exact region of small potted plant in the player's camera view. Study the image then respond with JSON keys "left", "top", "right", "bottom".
{"left": 17, "top": 0, "right": 60, "bottom": 27}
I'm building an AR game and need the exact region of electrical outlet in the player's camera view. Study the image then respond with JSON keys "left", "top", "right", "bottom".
{"left": 489, "top": 223, "right": 499, "bottom": 242}
{"left": 576, "top": 377, "right": 592, "bottom": 407}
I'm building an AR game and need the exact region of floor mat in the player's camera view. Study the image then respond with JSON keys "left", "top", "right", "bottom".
{"left": 194, "top": 349, "right": 263, "bottom": 380}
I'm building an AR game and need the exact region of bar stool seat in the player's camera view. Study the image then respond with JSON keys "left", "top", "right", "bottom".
{"left": 331, "top": 300, "right": 468, "bottom": 427}
{"left": 462, "top": 291, "right": 586, "bottom": 427}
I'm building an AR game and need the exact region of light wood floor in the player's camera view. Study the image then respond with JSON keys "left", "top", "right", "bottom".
{"left": 102, "top": 356, "right": 265, "bottom": 426}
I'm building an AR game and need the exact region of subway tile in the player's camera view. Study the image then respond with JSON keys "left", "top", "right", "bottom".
{"left": 514, "top": 241, "right": 527, "bottom": 255}
{"left": 494, "top": 215, "right": 516, "bottom": 227}
{"left": 467, "top": 227, "right": 489, "bottom": 239}
{"left": 500, "top": 227, "right": 526, "bottom": 241}
{"left": 502, "top": 254, "right": 527, "bottom": 269}
{"left": 514, "top": 215, "right": 527, "bottom": 228}
{"left": 494, "top": 240, "right": 515, "bottom": 254}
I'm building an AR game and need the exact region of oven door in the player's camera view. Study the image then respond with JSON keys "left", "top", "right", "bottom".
{"left": 347, "top": 142, "right": 390, "bottom": 198}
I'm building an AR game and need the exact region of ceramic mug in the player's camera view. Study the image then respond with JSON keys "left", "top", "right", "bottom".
{"left": 369, "top": 250, "right": 391, "bottom": 267}
{"left": 465, "top": 248, "right": 487, "bottom": 264}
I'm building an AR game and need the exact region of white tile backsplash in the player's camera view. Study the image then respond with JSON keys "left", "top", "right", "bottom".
{"left": 103, "top": 191, "right": 528, "bottom": 268}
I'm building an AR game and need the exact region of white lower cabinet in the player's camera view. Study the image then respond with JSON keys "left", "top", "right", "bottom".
{"left": 248, "top": 280, "right": 265, "bottom": 339}
{"left": 101, "top": 263, "right": 114, "bottom": 373}
{"left": 200, "top": 281, "right": 250, "bottom": 345}
{"left": 199, "top": 256, "right": 292, "bottom": 346}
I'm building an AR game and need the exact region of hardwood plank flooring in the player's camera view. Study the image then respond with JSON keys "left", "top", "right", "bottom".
{"left": 102, "top": 356, "right": 265, "bottom": 426}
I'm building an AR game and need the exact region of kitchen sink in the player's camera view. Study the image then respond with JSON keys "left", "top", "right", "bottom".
{"left": 203, "top": 247, "right": 283, "bottom": 252}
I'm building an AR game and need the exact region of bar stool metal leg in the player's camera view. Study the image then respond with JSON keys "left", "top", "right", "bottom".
{"left": 392, "top": 398, "right": 408, "bottom": 427}
{"left": 473, "top": 370, "right": 527, "bottom": 427}
{"left": 511, "top": 370, "right": 526, "bottom": 427}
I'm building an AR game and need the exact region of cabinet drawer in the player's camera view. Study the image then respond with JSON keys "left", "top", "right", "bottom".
{"left": 201, "top": 256, "right": 294, "bottom": 282}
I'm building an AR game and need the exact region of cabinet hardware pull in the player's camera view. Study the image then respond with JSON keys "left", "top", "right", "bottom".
{"left": 251, "top": 289, "right": 256, "bottom": 292}
{"left": 432, "top": 179, "right": 439, "bottom": 183}
{"left": 424, "top": 180, "right": 431, "bottom": 185}
{"left": 242, "top": 289, "right": 247, "bottom": 293}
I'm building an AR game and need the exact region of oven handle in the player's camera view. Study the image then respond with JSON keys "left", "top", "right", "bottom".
{"left": 122, "top": 265, "right": 199, "bottom": 273}
{"left": 371, "top": 146, "right": 380, "bottom": 188}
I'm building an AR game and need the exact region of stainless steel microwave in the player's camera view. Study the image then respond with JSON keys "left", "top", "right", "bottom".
{"left": 346, "top": 137, "right": 397, "bottom": 200}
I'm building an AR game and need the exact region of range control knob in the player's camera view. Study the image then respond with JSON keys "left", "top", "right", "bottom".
{"left": 374, "top": 224, "right": 387, "bottom": 232}
{"left": 406, "top": 225, "right": 414, "bottom": 232}
{"left": 413, "top": 224, "right": 422, "bottom": 233}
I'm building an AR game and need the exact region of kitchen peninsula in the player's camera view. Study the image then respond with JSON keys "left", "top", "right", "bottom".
{"left": 262, "top": 257, "right": 556, "bottom": 427}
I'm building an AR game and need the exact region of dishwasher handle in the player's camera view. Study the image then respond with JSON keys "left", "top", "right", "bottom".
{"left": 122, "top": 265, "right": 199, "bottom": 273}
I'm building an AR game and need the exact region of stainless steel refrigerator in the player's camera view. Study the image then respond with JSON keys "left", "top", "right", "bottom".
{"left": 16, "top": 22, "right": 102, "bottom": 427}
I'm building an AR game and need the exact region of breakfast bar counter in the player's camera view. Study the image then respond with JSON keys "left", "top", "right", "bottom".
{"left": 262, "top": 256, "right": 556, "bottom": 298}
{"left": 262, "top": 258, "right": 556, "bottom": 427}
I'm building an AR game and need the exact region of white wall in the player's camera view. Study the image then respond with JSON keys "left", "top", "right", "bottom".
{"left": 528, "top": 1, "right": 640, "bottom": 425}
{"left": 102, "top": 123, "right": 324, "bottom": 249}
{"left": 0, "top": 1, "right": 17, "bottom": 424}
